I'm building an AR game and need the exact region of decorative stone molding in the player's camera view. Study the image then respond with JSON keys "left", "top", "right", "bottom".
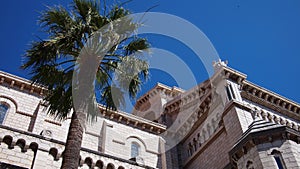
{"left": 214, "top": 64, "right": 300, "bottom": 121}
{"left": 229, "top": 121, "right": 300, "bottom": 165}
{"left": 98, "top": 105, "right": 166, "bottom": 135}
{"left": 164, "top": 80, "right": 211, "bottom": 115}
{"left": 0, "top": 71, "right": 46, "bottom": 96}
{"left": 183, "top": 126, "right": 225, "bottom": 168}
{"left": 134, "top": 83, "right": 184, "bottom": 111}
{"left": 0, "top": 125, "right": 154, "bottom": 169}
{"left": 241, "top": 80, "right": 300, "bottom": 120}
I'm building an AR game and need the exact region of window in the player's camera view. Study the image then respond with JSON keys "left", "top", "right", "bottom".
{"left": 0, "top": 104, "right": 8, "bottom": 124}
{"left": 131, "top": 142, "right": 140, "bottom": 158}
{"left": 226, "top": 83, "right": 236, "bottom": 101}
{"left": 271, "top": 150, "right": 286, "bottom": 169}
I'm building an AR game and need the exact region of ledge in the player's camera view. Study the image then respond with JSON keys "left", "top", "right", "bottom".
{"left": 0, "top": 71, "right": 46, "bottom": 96}
{"left": 0, "top": 124, "right": 155, "bottom": 169}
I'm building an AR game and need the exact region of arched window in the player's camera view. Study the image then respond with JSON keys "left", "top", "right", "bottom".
{"left": 0, "top": 103, "right": 9, "bottom": 124}
{"left": 271, "top": 150, "right": 287, "bottom": 169}
{"left": 131, "top": 142, "right": 140, "bottom": 158}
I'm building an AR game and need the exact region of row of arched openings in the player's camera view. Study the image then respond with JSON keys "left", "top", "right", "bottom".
{"left": 80, "top": 157, "right": 125, "bottom": 169}
{"left": 0, "top": 135, "right": 39, "bottom": 153}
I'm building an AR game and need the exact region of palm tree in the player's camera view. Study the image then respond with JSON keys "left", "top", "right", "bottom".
{"left": 22, "top": 0, "right": 150, "bottom": 168}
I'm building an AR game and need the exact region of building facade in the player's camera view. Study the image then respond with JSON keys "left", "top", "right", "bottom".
{"left": 0, "top": 60, "right": 299, "bottom": 169}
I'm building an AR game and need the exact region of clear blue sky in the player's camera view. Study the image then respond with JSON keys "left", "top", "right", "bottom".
{"left": 0, "top": 0, "right": 299, "bottom": 106}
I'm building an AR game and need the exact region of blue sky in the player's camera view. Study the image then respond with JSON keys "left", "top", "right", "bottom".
{"left": 0, "top": 0, "right": 299, "bottom": 107}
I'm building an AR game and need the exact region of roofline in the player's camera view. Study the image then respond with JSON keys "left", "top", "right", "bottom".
{"left": 0, "top": 70, "right": 46, "bottom": 96}
{"left": 217, "top": 64, "right": 300, "bottom": 119}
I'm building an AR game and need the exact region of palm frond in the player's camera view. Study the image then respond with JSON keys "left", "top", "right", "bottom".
{"left": 22, "top": 0, "right": 151, "bottom": 120}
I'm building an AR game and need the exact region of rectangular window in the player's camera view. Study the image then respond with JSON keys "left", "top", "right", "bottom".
{"left": 274, "top": 156, "right": 286, "bottom": 169}
{"left": 226, "top": 84, "right": 236, "bottom": 101}
{"left": 0, "top": 104, "right": 9, "bottom": 124}
{"left": 131, "top": 142, "right": 140, "bottom": 158}
{"left": 272, "top": 150, "right": 287, "bottom": 169}
{"left": 229, "top": 84, "right": 236, "bottom": 99}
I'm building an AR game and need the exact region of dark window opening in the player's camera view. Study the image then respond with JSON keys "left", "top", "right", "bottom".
{"left": 271, "top": 150, "right": 286, "bottom": 169}
{"left": 229, "top": 84, "right": 236, "bottom": 99}
{"left": 226, "top": 84, "right": 236, "bottom": 101}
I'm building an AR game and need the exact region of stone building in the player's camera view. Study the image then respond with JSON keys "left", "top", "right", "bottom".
{"left": 0, "top": 60, "right": 299, "bottom": 169}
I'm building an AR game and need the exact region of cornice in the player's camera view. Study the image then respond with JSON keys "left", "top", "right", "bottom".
{"left": 164, "top": 80, "right": 211, "bottom": 114}
{"left": 241, "top": 80, "right": 300, "bottom": 120}
{"left": 216, "top": 65, "right": 300, "bottom": 121}
{"left": 0, "top": 71, "right": 46, "bottom": 96}
{"left": 134, "top": 83, "right": 184, "bottom": 110}
{"left": 222, "top": 66, "right": 247, "bottom": 84}
{"left": 229, "top": 125, "right": 300, "bottom": 163}
{"left": 98, "top": 104, "right": 166, "bottom": 135}
{"left": 0, "top": 70, "right": 166, "bottom": 135}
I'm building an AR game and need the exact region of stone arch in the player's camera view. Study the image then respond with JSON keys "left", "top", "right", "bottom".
{"left": 29, "top": 142, "right": 39, "bottom": 152}
{"left": 0, "top": 96, "right": 17, "bottom": 124}
{"left": 16, "top": 138, "right": 26, "bottom": 152}
{"left": 49, "top": 147, "right": 60, "bottom": 160}
{"left": 107, "top": 163, "right": 115, "bottom": 169}
{"left": 2, "top": 135, "right": 13, "bottom": 149}
{"left": 126, "top": 136, "right": 147, "bottom": 149}
{"left": 0, "top": 95, "right": 18, "bottom": 110}
{"left": 95, "top": 160, "right": 104, "bottom": 169}
{"left": 84, "top": 157, "right": 93, "bottom": 168}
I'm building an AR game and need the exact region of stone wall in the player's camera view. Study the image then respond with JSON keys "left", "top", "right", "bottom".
{"left": 0, "top": 73, "right": 160, "bottom": 169}
{"left": 257, "top": 140, "right": 300, "bottom": 169}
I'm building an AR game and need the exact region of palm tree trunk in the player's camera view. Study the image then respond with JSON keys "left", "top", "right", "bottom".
{"left": 61, "top": 112, "right": 84, "bottom": 169}
{"left": 61, "top": 54, "right": 98, "bottom": 169}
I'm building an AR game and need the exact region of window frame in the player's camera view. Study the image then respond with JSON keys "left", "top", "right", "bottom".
{"left": 271, "top": 150, "right": 287, "bottom": 169}
{"left": 131, "top": 142, "right": 140, "bottom": 158}
{"left": 0, "top": 103, "right": 9, "bottom": 124}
